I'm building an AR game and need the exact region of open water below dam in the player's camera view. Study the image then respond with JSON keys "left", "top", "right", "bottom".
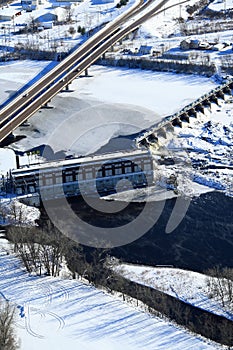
{"left": 39, "top": 190, "right": 233, "bottom": 273}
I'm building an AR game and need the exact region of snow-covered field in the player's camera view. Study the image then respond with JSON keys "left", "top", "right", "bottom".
{"left": 114, "top": 263, "right": 233, "bottom": 321}
{"left": 0, "top": 148, "right": 16, "bottom": 175}
{"left": 0, "top": 239, "right": 225, "bottom": 349}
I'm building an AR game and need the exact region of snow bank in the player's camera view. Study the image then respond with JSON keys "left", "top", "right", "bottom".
{"left": 114, "top": 263, "right": 233, "bottom": 320}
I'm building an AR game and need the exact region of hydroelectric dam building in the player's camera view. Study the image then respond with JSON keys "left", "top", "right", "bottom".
{"left": 9, "top": 149, "right": 154, "bottom": 203}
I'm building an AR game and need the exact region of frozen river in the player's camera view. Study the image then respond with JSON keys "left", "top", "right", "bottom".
{"left": 0, "top": 60, "right": 216, "bottom": 155}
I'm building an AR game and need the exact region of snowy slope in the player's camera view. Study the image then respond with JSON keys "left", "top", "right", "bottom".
{"left": 114, "top": 263, "right": 233, "bottom": 321}
{"left": 0, "top": 240, "right": 224, "bottom": 350}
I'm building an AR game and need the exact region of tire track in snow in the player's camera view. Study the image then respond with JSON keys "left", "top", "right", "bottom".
{"left": 52, "top": 281, "right": 70, "bottom": 303}
{"left": 24, "top": 306, "right": 44, "bottom": 339}
{"left": 40, "top": 310, "right": 65, "bottom": 330}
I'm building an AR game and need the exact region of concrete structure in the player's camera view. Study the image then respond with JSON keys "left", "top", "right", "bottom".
{"left": 8, "top": 149, "right": 154, "bottom": 202}
{"left": 136, "top": 79, "right": 233, "bottom": 149}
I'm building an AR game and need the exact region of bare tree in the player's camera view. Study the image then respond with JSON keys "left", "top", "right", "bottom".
{"left": 0, "top": 300, "right": 19, "bottom": 350}
{"left": 65, "top": 6, "right": 74, "bottom": 23}
{"left": 6, "top": 225, "right": 72, "bottom": 277}
{"left": 206, "top": 267, "right": 233, "bottom": 313}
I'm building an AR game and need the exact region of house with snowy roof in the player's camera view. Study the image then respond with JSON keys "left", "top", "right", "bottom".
{"left": 138, "top": 45, "right": 153, "bottom": 55}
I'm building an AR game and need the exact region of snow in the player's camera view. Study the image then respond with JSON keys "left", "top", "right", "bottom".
{"left": 0, "top": 60, "right": 217, "bottom": 156}
{"left": 0, "top": 148, "right": 16, "bottom": 175}
{"left": 209, "top": 0, "right": 233, "bottom": 11}
{"left": 0, "top": 60, "right": 55, "bottom": 106}
{"left": 0, "top": 60, "right": 231, "bottom": 198}
{"left": 0, "top": 240, "right": 224, "bottom": 349}
{"left": 0, "top": 197, "right": 40, "bottom": 225}
{"left": 113, "top": 263, "right": 233, "bottom": 320}
{"left": 75, "top": 65, "right": 216, "bottom": 116}
{"left": 0, "top": 0, "right": 231, "bottom": 200}
{"left": 0, "top": 0, "right": 137, "bottom": 54}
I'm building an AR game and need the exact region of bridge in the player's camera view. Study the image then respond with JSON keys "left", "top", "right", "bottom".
{"left": 0, "top": 0, "right": 174, "bottom": 144}
{"left": 136, "top": 77, "right": 233, "bottom": 149}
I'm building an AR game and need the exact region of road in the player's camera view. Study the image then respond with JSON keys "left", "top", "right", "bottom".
{"left": 0, "top": 0, "right": 171, "bottom": 143}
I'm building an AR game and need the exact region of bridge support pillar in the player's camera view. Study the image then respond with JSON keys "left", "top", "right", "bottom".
{"left": 102, "top": 52, "right": 106, "bottom": 59}
{"left": 157, "top": 128, "right": 167, "bottom": 139}
{"left": 0, "top": 133, "right": 15, "bottom": 147}
{"left": 65, "top": 84, "right": 69, "bottom": 91}
{"left": 210, "top": 96, "right": 219, "bottom": 106}
{"left": 85, "top": 68, "right": 88, "bottom": 76}
{"left": 43, "top": 100, "right": 51, "bottom": 108}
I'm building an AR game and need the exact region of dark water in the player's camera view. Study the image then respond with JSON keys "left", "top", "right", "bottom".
{"left": 41, "top": 191, "right": 233, "bottom": 273}
{"left": 109, "top": 191, "right": 233, "bottom": 272}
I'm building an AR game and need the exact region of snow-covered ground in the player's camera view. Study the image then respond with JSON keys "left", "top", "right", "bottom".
{"left": 208, "top": 0, "right": 233, "bottom": 12}
{"left": 0, "top": 239, "right": 226, "bottom": 349}
{"left": 0, "top": 0, "right": 133, "bottom": 53}
{"left": 75, "top": 65, "right": 216, "bottom": 115}
{"left": 0, "top": 148, "right": 16, "bottom": 175}
{"left": 113, "top": 263, "right": 233, "bottom": 320}
{"left": 173, "top": 104, "right": 233, "bottom": 196}
{"left": 1, "top": 0, "right": 233, "bottom": 69}
{"left": 0, "top": 197, "right": 40, "bottom": 225}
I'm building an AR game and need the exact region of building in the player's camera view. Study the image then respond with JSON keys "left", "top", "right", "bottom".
{"left": 180, "top": 39, "right": 200, "bottom": 50}
{"left": 180, "top": 38, "right": 213, "bottom": 50}
{"left": 21, "top": 0, "right": 46, "bottom": 11}
{"left": 138, "top": 45, "right": 153, "bottom": 55}
{"left": 10, "top": 149, "right": 154, "bottom": 201}
{"left": 212, "top": 43, "right": 225, "bottom": 51}
{"left": 34, "top": 12, "right": 57, "bottom": 23}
